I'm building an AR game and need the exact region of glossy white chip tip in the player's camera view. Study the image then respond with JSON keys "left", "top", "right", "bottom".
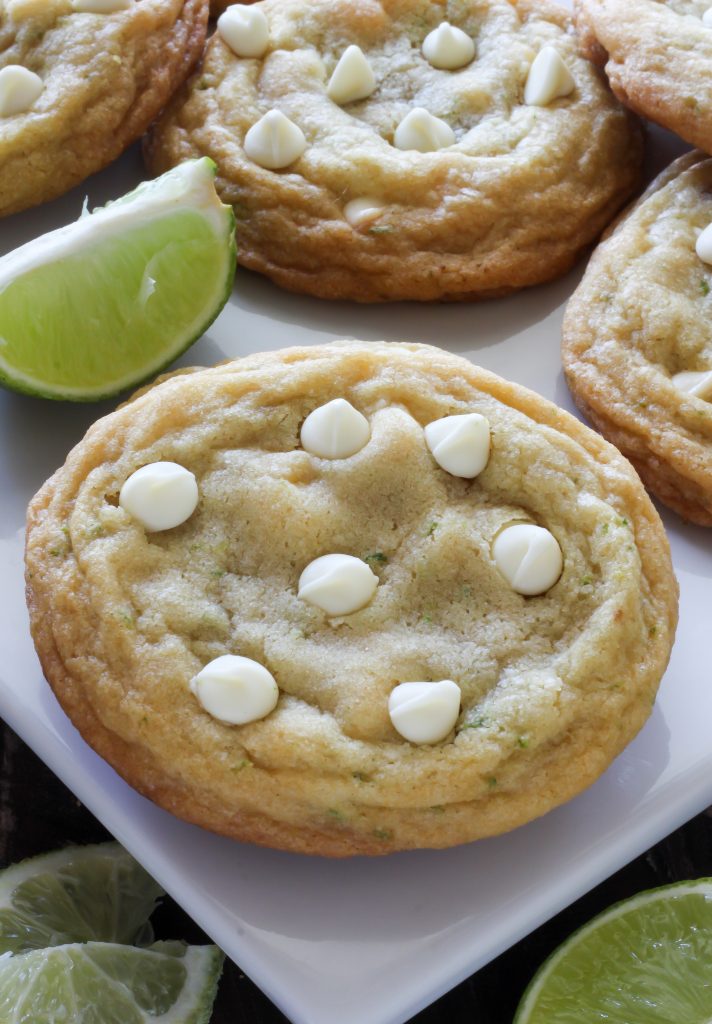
{"left": 672, "top": 369, "right": 712, "bottom": 401}
{"left": 695, "top": 223, "right": 712, "bottom": 265}
{"left": 389, "top": 681, "right": 461, "bottom": 745}
{"left": 300, "top": 398, "right": 370, "bottom": 459}
{"left": 119, "top": 462, "right": 198, "bottom": 532}
{"left": 422, "top": 22, "right": 475, "bottom": 70}
{"left": 72, "top": 0, "right": 131, "bottom": 11}
{"left": 394, "top": 107, "right": 455, "bottom": 152}
{"left": 298, "top": 554, "right": 378, "bottom": 616}
{"left": 344, "top": 197, "right": 385, "bottom": 227}
{"left": 524, "top": 46, "right": 575, "bottom": 106}
{"left": 218, "top": 4, "right": 269, "bottom": 58}
{"left": 703, "top": 7, "right": 712, "bottom": 26}
{"left": 0, "top": 66, "right": 43, "bottom": 117}
{"left": 424, "top": 413, "right": 491, "bottom": 478}
{"left": 190, "top": 654, "right": 278, "bottom": 725}
{"left": 244, "top": 109, "right": 306, "bottom": 170}
{"left": 327, "top": 45, "right": 376, "bottom": 105}
{"left": 492, "top": 523, "right": 563, "bottom": 596}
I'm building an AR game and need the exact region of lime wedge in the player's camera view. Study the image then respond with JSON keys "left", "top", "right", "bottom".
{"left": 0, "top": 940, "right": 223, "bottom": 1023}
{"left": 0, "top": 158, "right": 236, "bottom": 401}
{"left": 0, "top": 842, "right": 163, "bottom": 955}
{"left": 515, "top": 878, "right": 712, "bottom": 1023}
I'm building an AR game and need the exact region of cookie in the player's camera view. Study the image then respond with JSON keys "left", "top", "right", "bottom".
{"left": 25, "top": 342, "right": 678, "bottom": 856}
{"left": 575, "top": 0, "right": 712, "bottom": 153}
{"left": 563, "top": 151, "right": 712, "bottom": 527}
{"left": 0, "top": 0, "right": 208, "bottom": 218}
{"left": 146, "top": 0, "right": 643, "bottom": 302}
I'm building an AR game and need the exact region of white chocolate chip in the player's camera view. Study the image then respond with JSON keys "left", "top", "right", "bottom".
{"left": 422, "top": 22, "right": 475, "bottom": 71}
{"left": 0, "top": 66, "right": 43, "bottom": 117}
{"left": 703, "top": 7, "right": 712, "bottom": 26}
{"left": 244, "top": 109, "right": 306, "bottom": 169}
{"left": 217, "top": 4, "right": 269, "bottom": 59}
{"left": 298, "top": 554, "right": 378, "bottom": 616}
{"left": 300, "top": 398, "right": 370, "bottom": 459}
{"left": 524, "top": 46, "right": 575, "bottom": 107}
{"left": 119, "top": 462, "right": 198, "bottom": 532}
{"left": 344, "top": 197, "right": 385, "bottom": 227}
{"left": 327, "top": 44, "right": 376, "bottom": 105}
{"left": 696, "top": 223, "right": 712, "bottom": 264}
{"left": 190, "top": 654, "right": 278, "bottom": 725}
{"left": 388, "top": 681, "right": 461, "bottom": 745}
{"left": 492, "top": 523, "right": 563, "bottom": 596}
{"left": 394, "top": 107, "right": 455, "bottom": 152}
{"left": 72, "top": 0, "right": 131, "bottom": 11}
{"left": 424, "top": 413, "right": 491, "bottom": 478}
{"left": 672, "top": 369, "right": 712, "bottom": 401}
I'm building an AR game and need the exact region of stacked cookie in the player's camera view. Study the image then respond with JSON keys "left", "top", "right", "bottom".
{"left": 25, "top": 342, "right": 678, "bottom": 855}
{"left": 147, "top": 0, "right": 642, "bottom": 301}
{"left": 0, "top": 0, "right": 209, "bottom": 217}
{"left": 564, "top": 1, "right": 712, "bottom": 525}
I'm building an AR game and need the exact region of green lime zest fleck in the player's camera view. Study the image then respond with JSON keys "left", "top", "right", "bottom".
{"left": 426, "top": 521, "right": 439, "bottom": 536}
{"left": 462, "top": 716, "right": 487, "bottom": 730}
{"left": 702, "top": 280, "right": 710, "bottom": 296}
{"left": 327, "top": 808, "right": 346, "bottom": 822}
{"left": 368, "top": 224, "right": 393, "bottom": 235}
{"left": 373, "top": 828, "right": 393, "bottom": 841}
{"left": 117, "top": 610, "right": 135, "bottom": 628}
{"left": 617, "top": 517, "right": 629, "bottom": 527}
{"left": 364, "top": 551, "right": 388, "bottom": 566}
{"left": 231, "top": 760, "right": 252, "bottom": 772}
{"left": 517, "top": 737, "right": 529, "bottom": 749}
{"left": 649, "top": 625, "right": 658, "bottom": 637}
{"left": 580, "top": 575, "right": 593, "bottom": 586}
{"left": 48, "top": 546, "right": 65, "bottom": 557}
{"left": 209, "top": 568, "right": 227, "bottom": 579}
{"left": 422, "top": 614, "right": 433, "bottom": 624}
{"left": 487, "top": 776, "right": 498, "bottom": 788}
{"left": 601, "top": 523, "right": 609, "bottom": 534}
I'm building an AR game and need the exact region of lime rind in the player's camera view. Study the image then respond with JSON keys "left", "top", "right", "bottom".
{"left": 515, "top": 877, "right": 712, "bottom": 1024}
{"left": 0, "top": 158, "right": 236, "bottom": 402}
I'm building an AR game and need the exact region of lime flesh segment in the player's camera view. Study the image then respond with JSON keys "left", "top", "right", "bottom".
{"left": 0, "top": 941, "right": 223, "bottom": 1024}
{"left": 0, "top": 158, "right": 236, "bottom": 401}
{"left": 0, "top": 842, "right": 163, "bottom": 955}
{"left": 515, "top": 878, "right": 712, "bottom": 1024}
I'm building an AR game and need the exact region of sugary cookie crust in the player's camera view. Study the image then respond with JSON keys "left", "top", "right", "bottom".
{"left": 25, "top": 343, "right": 677, "bottom": 856}
{"left": 0, "top": 0, "right": 208, "bottom": 217}
{"left": 563, "top": 151, "right": 712, "bottom": 527}
{"left": 146, "top": 0, "right": 642, "bottom": 302}
{"left": 575, "top": 0, "right": 712, "bottom": 153}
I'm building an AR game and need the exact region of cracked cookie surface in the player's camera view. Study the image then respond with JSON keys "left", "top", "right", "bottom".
{"left": 0, "top": 0, "right": 208, "bottom": 217}
{"left": 575, "top": 0, "right": 712, "bottom": 152}
{"left": 25, "top": 342, "right": 677, "bottom": 855}
{"left": 563, "top": 151, "right": 712, "bottom": 526}
{"left": 147, "top": 0, "right": 642, "bottom": 301}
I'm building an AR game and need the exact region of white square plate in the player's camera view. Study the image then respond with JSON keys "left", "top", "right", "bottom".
{"left": 1, "top": 80, "right": 710, "bottom": 1024}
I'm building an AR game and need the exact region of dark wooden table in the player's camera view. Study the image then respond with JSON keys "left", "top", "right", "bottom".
{"left": 1, "top": 718, "right": 710, "bottom": 1023}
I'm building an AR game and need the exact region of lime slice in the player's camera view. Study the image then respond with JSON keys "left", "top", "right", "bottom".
{"left": 515, "top": 878, "right": 712, "bottom": 1023}
{"left": 0, "top": 158, "right": 236, "bottom": 401}
{"left": 0, "top": 940, "right": 223, "bottom": 1023}
{"left": 0, "top": 842, "right": 163, "bottom": 955}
